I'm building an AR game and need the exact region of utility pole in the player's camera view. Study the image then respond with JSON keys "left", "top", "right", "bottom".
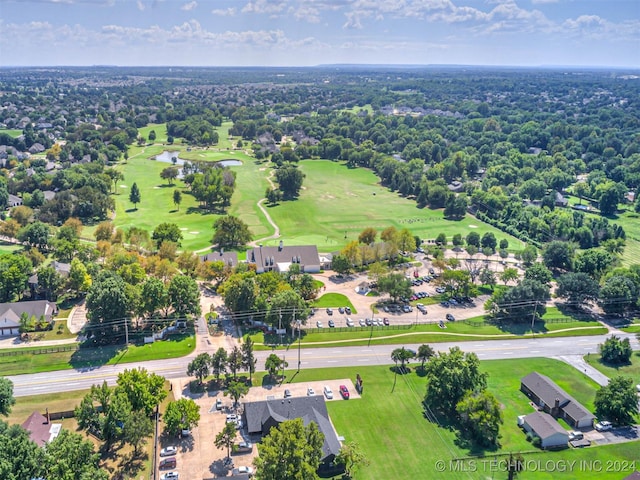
{"left": 531, "top": 301, "right": 539, "bottom": 338}
{"left": 295, "top": 309, "right": 301, "bottom": 373}
{"left": 124, "top": 317, "right": 129, "bottom": 348}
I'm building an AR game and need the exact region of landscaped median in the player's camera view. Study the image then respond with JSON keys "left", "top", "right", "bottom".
{"left": 0, "top": 333, "right": 196, "bottom": 376}
{"left": 247, "top": 317, "right": 607, "bottom": 350}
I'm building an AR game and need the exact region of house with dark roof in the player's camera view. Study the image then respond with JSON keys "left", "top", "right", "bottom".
{"left": 521, "top": 372, "right": 595, "bottom": 428}
{"left": 200, "top": 249, "right": 238, "bottom": 268}
{"left": 243, "top": 395, "right": 342, "bottom": 473}
{"left": 520, "top": 411, "right": 568, "bottom": 449}
{"left": 21, "top": 411, "right": 62, "bottom": 447}
{"left": 246, "top": 242, "right": 320, "bottom": 274}
{"left": 7, "top": 194, "right": 22, "bottom": 208}
{"left": 0, "top": 300, "right": 57, "bottom": 336}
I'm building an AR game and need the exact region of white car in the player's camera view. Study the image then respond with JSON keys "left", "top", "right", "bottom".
{"left": 161, "top": 473, "right": 179, "bottom": 480}
{"left": 160, "top": 446, "right": 178, "bottom": 457}
{"left": 234, "top": 466, "right": 253, "bottom": 475}
{"left": 595, "top": 420, "right": 612, "bottom": 432}
{"left": 323, "top": 385, "right": 333, "bottom": 399}
{"left": 346, "top": 318, "right": 354, "bottom": 327}
{"left": 316, "top": 321, "right": 323, "bottom": 328}
{"left": 307, "top": 387, "right": 315, "bottom": 396}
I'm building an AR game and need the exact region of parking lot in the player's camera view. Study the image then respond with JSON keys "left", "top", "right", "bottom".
{"left": 159, "top": 378, "right": 357, "bottom": 478}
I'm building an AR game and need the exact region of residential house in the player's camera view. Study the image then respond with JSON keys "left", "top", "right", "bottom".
{"left": 0, "top": 300, "right": 57, "bottom": 336}
{"left": 246, "top": 242, "right": 320, "bottom": 274}
{"left": 243, "top": 395, "right": 342, "bottom": 474}
{"left": 7, "top": 194, "right": 22, "bottom": 208}
{"left": 29, "top": 261, "right": 71, "bottom": 295}
{"left": 21, "top": 411, "right": 62, "bottom": 447}
{"left": 554, "top": 191, "right": 569, "bottom": 208}
{"left": 521, "top": 372, "right": 595, "bottom": 428}
{"left": 200, "top": 249, "right": 238, "bottom": 268}
{"left": 520, "top": 411, "right": 568, "bottom": 449}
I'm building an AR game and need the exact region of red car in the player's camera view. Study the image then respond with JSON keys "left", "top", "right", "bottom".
{"left": 339, "top": 385, "right": 350, "bottom": 399}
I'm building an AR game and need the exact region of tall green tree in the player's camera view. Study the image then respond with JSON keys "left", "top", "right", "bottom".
{"left": 211, "top": 347, "right": 228, "bottom": 382}
{"left": 556, "top": 272, "right": 600, "bottom": 304}
{"left": 215, "top": 421, "right": 237, "bottom": 460}
{"left": 187, "top": 353, "right": 212, "bottom": 385}
{"left": 85, "top": 270, "right": 130, "bottom": 340}
{"left": 152, "top": 222, "right": 183, "bottom": 249}
{"left": 335, "top": 441, "right": 369, "bottom": 479}
{"left": 265, "top": 353, "right": 286, "bottom": 379}
{"left": 173, "top": 189, "right": 182, "bottom": 211}
{"left": 212, "top": 215, "right": 252, "bottom": 248}
{"left": 44, "top": 429, "right": 108, "bottom": 480}
{"left": 594, "top": 376, "right": 639, "bottom": 426}
{"left": 0, "top": 378, "right": 15, "bottom": 416}
{"left": 456, "top": 390, "right": 503, "bottom": 448}
{"left": 116, "top": 367, "right": 167, "bottom": 416}
{"left": 599, "top": 336, "right": 633, "bottom": 365}
{"left": 377, "top": 273, "right": 412, "bottom": 302}
{"left": 224, "top": 379, "right": 250, "bottom": 408}
{"left": 129, "top": 182, "right": 141, "bottom": 209}
{"left": 163, "top": 398, "right": 200, "bottom": 436}
{"left": 424, "top": 347, "right": 488, "bottom": 417}
{"left": 254, "top": 418, "right": 324, "bottom": 480}
{"left": 274, "top": 164, "right": 305, "bottom": 199}
{"left": 542, "top": 240, "right": 575, "bottom": 271}
{"left": 122, "top": 412, "right": 154, "bottom": 456}
{"left": 227, "top": 346, "right": 244, "bottom": 379}
{"left": 0, "top": 254, "right": 32, "bottom": 303}
{"left": 167, "top": 274, "right": 201, "bottom": 318}
{"left": 391, "top": 347, "right": 415, "bottom": 372}
{"left": 0, "top": 420, "right": 46, "bottom": 480}
{"left": 417, "top": 344, "right": 435, "bottom": 369}
{"left": 241, "top": 337, "right": 257, "bottom": 382}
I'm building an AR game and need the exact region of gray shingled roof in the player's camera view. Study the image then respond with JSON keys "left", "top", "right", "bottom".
{"left": 524, "top": 411, "right": 568, "bottom": 440}
{"left": 244, "top": 395, "right": 341, "bottom": 459}
{"left": 247, "top": 244, "right": 319, "bottom": 270}
{"left": 0, "top": 301, "right": 57, "bottom": 323}
{"left": 200, "top": 250, "right": 238, "bottom": 267}
{"left": 521, "top": 372, "right": 593, "bottom": 423}
{"left": 521, "top": 372, "right": 570, "bottom": 408}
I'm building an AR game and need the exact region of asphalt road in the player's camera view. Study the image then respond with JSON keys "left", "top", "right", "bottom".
{"left": 9, "top": 332, "right": 638, "bottom": 397}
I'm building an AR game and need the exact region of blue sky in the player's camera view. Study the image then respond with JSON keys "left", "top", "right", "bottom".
{"left": 1, "top": 0, "right": 638, "bottom": 67}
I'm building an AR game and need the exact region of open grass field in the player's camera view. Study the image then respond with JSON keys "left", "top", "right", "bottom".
{"left": 585, "top": 351, "right": 640, "bottom": 382}
{"left": 0, "top": 128, "right": 23, "bottom": 138}
{"left": 264, "top": 159, "right": 525, "bottom": 252}
{"left": 615, "top": 207, "right": 640, "bottom": 267}
{"left": 249, "top": 309, "right": 606, "bottom": 349}
{"left": 311, "top": 293, "right": 358, "bottom": 313}
{"left": 0, "top": 241, "right": 21, "bottom": 255}
{"left": 0, "top": 334, "right": 195, "bottom": 376}
{"left": 278, "top": 358, "right": 633, "bottom": 479}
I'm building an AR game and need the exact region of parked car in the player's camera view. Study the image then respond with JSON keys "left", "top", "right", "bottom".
{"left": 338, "top": 307, "right": 345, "bottom": 314}
{"left": 402, "top": 305, "right": 412, "bottom": 313}
{"left": 233, "top": 466, "right": 254, "bottom": 475}
{"left": 159, "top": 457, "right": 177, "bottom": 469}
{"left": 160, "top": 446, "right": 178, "bottom": 457}
{"left": 359, "top": 318, "right": 366, "bottom": 327}
{"left": 160, "top": 473, "right": 179, "bottom": 480}
{"left": 323, "top": 385, "right": 333, "bottom": 399}
{"left": 440, "top": 301, "right": 450, "bottom": 308}
{"left": 328, "top": 319, "right": 335, "bottom": 328}
{"left": 316, "top": 321, "right": 323, "bottom": 328}
{"left": 446, "top": 313, "right": 455, "bottom": 322}
{"left": 339, "top": 385, "right": 350, "bottom": 399}
{"left": 383, "top": 317, "right": 390, "bottom": 326}
{"left": 595, "top": 420, "right": 612, "bottom": 431}
{"left": 345, "top": 306, "right": 352, "bottom": 315}
{"left": 307, "top": 386, "right": 315, "bottom": 396}
{"left": 284, "top": 389, "right": 292, "bottom": 398}
{"left": 346, "top": 318, "right": 354, "bottom": 327}
{"left": 226, "top": 414, "right": 238, "bottom": 423}
{"left": 236, "top": 441, "right": 253, "bottom": 453}
{"left": 326, "top": 308, "right": 333, "bottom": 315}
{"left": 365, "top": 318, "right": 373, "bottom": 327}
{"left": 435, "top": 287, "right": 445, "bottom": 294}
{"left": 449, "top": 298, "right": 458, "bottom": 306}
{"left": 216, "top": 398, "right": 223, "bottom": 410}
{"left": 568, "top": 431, "right": 584, "bottom": 441}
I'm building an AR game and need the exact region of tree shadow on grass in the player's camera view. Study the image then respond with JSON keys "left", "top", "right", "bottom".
{"left": 70, "top": 343, "right": 123, "bottom": 370}
{"left": 389, "top": 365, "right": 412, "bottom": 375}
{"left": 454, "top": 433, "right": 500, "bottom": 456}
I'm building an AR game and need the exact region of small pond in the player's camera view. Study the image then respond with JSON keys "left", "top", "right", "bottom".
{"left": 152, "top": 152, "right": 242, "bottom": 167}
{"left": 218, "top": 159, "right": 242, "bottom": 167}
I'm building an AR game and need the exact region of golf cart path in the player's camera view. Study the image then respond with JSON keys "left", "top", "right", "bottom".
{"left": 249, "top": 169, "right": 281, "bottom": 247}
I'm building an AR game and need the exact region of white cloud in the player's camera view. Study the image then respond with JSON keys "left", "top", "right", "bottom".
{"left": 181, "top": 1, "right": 197, "bottom": 11}
{"left": 212, "top": 7, "right": 237, "bottom": 16}
{"left": 137, "top": 0, "right": 145, "bottom": 11}
{"left": 291, "top": 5, "right": 321, "bottom": 23}
{"left": 343, "top": 12, "right": 363, "bottom": 29}
{"left": 531, "top": 0, "right": 559, "bottom": 4}
{"left": 241, "top": 0, "right": 288, "bottom": 15}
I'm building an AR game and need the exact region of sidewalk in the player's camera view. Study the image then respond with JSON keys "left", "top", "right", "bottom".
{"left": 553, "top": 354, "right": 610, "bottom": 386}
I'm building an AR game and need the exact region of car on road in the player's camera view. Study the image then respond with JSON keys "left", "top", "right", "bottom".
{"left": 359, "top": 318, "right": 366, "bottom": 326}
{"left": 346, "top": 318, "right": 354, "bottom": 327}
{"left": 307, "top": 387, "right": 315, "bottom": 396}
{"left": 316, "top": 321, "right": 323, "bottom": 328}
{"left": 328, "top": 319, "right": 335, "bottom": 328}
{"left": 160, "top": 473, "right": 179, "bottom": 480}
{"left": 160, "top": 446, "right": 178, "bottom": 457}
{"left": 323, "top": 385, "right": 333, "bottom": 399}
{"left": 595, "top": 421, "right": 612, "bottom": 431}
{"left": 326, "top": 308, "right": 333, "bottom": 315}
{"left": 339, "top": 385, "right": 350, "bottom": 399}
{"left": 284, "top": 389, "right": 292, "bottom": 398}
{"left": 445, "top": 313, "right": 455, "bottom": 322}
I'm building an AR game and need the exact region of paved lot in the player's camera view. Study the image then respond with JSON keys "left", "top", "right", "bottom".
{"left": 163, "top": 378, "right": 357, "bottom": 478}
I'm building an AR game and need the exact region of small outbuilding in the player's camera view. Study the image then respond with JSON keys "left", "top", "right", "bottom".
{"left": 520, "top": 411, "right": 568, "bottom": 449}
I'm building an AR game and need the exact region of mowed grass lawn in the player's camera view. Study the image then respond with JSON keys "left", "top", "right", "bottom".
{"left": 0, "top": 241, "right": 21, "bottom": 255}
{"left": 585, "top": 351, "right": 640, "bottom": 383}
{"left": 282, "top": 358, "right": 631, "bottom": 479}
{"left": 245, "top": 159, "right": 523, "bottom": 253}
